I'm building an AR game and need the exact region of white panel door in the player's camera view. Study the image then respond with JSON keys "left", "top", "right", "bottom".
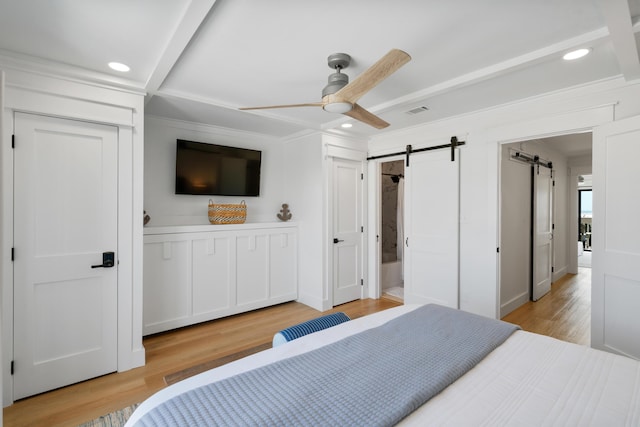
{"left": 592, "top": 116, "right": 640, "bottom": 359}
{"left": 404, "top": 149, "right": 459, "bottom": 307}
{"left": 332, "top": 158, "right": 363, "bottom": 306}
{"left": 532, "top": 166, "right": 553, "bottom": 301}
{"left": 13, "top": 113, "right": 118, "bottom": 399}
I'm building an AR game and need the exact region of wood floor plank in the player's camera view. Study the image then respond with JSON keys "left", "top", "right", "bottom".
{"left": 501, "top": 268, "right": 591, "bottom": 346}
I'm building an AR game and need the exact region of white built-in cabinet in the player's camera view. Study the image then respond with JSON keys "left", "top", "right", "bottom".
{"left": 143, "top": 223, "right": 297, "bottom": 335}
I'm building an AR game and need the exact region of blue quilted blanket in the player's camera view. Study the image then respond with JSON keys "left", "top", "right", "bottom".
{"left": 134, "top": 304, "right": 519, "bottom": 427}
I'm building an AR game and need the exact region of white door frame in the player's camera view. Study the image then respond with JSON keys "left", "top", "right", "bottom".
{"left": 0, "top": 69, "right": 5, "bottom": 415}
{"left": 1, "top": 73, "right": 145, "bottom": 405}
{"left": 567, "top": 165, "right": 593, "bottom": 275}
{"left": 331, "top": 157, "right": 364, "bottom": 306}
{"left": 13, "top": 112, "right": 119, "bottom": 399}
{"left": 493, "top": 104, "right": 613, "bottom": 319}
{"left": 324, "top": 146, "right": 367, "bottom": 310}
{"left": 368, "top": 155, "right": 405, "bottom": 300}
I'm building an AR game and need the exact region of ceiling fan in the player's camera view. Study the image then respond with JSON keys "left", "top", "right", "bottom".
{"left": 239, "top": 49, "right": 411, "bottom": 129}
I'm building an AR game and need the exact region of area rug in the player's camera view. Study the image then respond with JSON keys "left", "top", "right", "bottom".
{"left": 164, "top": 342, "right": 272, "bottom": 386}
{"left": 77, "top": 403, "right": 140, "bottom": 427}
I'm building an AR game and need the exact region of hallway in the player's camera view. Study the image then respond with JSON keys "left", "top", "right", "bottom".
{"left": 501, "top": 268, "right": 591, "bottom": 346}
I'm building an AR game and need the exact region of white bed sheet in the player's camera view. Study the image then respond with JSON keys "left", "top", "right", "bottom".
{"left": 126, "top": 304, "right": 640, "bottom": 426}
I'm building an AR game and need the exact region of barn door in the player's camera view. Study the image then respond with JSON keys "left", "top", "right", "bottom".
{"left": 592, "top": 115, "right": 640, "bottom": 359}
{"left": 13, "top": 112, "right": 118, "bottom": 399}
{"left": 404, "top": 149, "right": 459, "bottom": 307}
{"left": 532, "top": 165, "right": 553, "bottom": 301}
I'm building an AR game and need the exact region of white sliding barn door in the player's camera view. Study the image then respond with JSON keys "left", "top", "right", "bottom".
{"left": 332, "top": 158, "right": 363, "bottom": 306}
{"left": 592, "top": 116, "right": 640, "bottom": 359}
{"left": 532, "top": 166, "right": 553, "bottom": 301}
{"left": 404, "top": 149, "right": 459, "bottom": 307}
{"left": 13, "top": 113, "right": 118, "bottom": 399}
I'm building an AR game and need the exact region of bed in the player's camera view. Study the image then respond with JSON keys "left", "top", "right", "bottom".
{"left": 126, "top": 304, "right": 640, "bottom": 426}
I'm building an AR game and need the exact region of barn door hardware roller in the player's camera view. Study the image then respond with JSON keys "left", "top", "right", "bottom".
{"left": 366, "top": 136, "right": 465, "bottom": 166}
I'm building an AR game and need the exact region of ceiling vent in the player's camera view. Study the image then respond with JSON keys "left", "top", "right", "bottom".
{"left": 406, "top": 106, "right": 429, "bottom": 115}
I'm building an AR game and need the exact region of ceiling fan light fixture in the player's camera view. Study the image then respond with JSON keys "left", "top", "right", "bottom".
{"left": 323, "top": 102, "right": 353, "bottom": 114}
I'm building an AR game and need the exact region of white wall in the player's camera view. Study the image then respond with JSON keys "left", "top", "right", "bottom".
{"left": 369, "top": 77, "right": 640, "bottom": 319}
{"left": 283, "top": 133, "right": 325, "bottom": 310}
{"left": 281, "top": 132, "right": 368, "bottom": 311}
{"left": 144, "top": 116, "right": 288, "bottom": 226}
{"left": 500, "top": 144, "right": 532, "bottom": 316}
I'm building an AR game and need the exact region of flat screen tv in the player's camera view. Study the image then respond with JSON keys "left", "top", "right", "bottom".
{"left": 175, "top": 139, "right": 261, "bottom": 196}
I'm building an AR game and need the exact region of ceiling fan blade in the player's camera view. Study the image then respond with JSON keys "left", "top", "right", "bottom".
{"left": 344, "top": 103, "right": 390, "bottom": 129}
{"left": 239, "top": 102, "right": 323, "bottom": 111}
{"left": 334, "top": 49, "right": 411, "bottom": 103}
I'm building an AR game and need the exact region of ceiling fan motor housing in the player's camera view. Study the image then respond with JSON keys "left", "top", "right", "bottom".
{"left": 323, "top": 53, "right": 351, "bottom": 97}
{"left": 322, "top": 72, "right": 349, "bottom": 97}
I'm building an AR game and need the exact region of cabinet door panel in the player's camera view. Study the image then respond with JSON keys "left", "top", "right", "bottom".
{"left": 192, "top": 236, "right": 233, "bottom": 315}
{"left": 236, "top": 234, "right": 268, "bottom": 305}
{"left": 143, "top": 240, "right": 190, "bottom": 328}
{"left": 270, "top": 232, "right": 297, "bottom": 299}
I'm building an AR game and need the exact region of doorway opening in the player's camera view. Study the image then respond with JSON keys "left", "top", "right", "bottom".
{"left": 380, "top": 160, "right": 404, "bottom": 302}
{"left": 499, "top": 132, "right": 592, "bottom": 319}
{"left": 578, "top": 182, "right": 592, "bottom": 268}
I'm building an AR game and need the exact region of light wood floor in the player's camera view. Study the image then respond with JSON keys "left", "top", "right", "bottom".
{"left": 501, "top": 268, "right": 591, "bottom": 346}
{"left": 4, "top": 269, "right": 590, "bottom": 426}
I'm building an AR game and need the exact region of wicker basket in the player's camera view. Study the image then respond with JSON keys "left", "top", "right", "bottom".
{"left": 208, "top": 200, "right": 247, "bottom": 224}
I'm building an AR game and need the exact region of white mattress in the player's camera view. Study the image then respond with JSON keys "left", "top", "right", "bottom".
{"left": 126, "top": 304, "right": 640, "bottom": 426}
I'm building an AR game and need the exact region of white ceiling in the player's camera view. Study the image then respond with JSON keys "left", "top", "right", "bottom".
{"left": 1, "top": 0, "right": 639, "bottom": 140}
{"left": 536, "top": 132, "right": 594, "bottom": 159}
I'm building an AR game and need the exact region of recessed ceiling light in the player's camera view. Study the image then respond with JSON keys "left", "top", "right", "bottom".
{"left": 341, "top": 123, "right": 353, "bottom": 128}
{"left": 563, "top": 48, "right": 590, "bottom": 61}
{"left": 108, "top": 62, "right": 130, "bottom": 72}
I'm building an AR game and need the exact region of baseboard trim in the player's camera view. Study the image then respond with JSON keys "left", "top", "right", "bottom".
{"left": 500, "top": 292, "right": 529, "bottom": 318}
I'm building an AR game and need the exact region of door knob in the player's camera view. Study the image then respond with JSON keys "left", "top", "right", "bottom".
{"left": 333, "top": 238, "right": 344, "bottom": 244}
{"left": 92, "top": 252, "right": 115, "bottom": 268}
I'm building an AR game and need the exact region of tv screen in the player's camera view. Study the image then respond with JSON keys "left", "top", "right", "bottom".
{"left": 175, "top": 139, "right": 261, "bottom": 196}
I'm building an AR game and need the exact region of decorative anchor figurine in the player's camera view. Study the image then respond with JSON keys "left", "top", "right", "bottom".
{"left": 277, "top": 203, "right": 292, "bottom": 221}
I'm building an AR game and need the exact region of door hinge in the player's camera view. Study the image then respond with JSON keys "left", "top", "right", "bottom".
{"left": 497, "top": 247, "right": 500, "bottom": 253}
{"left": 361, "top": 173, "right": 363, "bottom": 180}
{"left": 552, "top": 223, "right": 555, "bottom": 230}
{"left": 552, "top": 180, "right": 555, "bottom": 187}
{"left": 361, "top": 226, "right": 364, "bottom": 232}
{"left": 11, "top": 247, "right": 14, "bottom": 261}
{"left": 10, "top": 360, "right": 14, "bottom": 375}
{"left": 11, "top": 134, "right": 15, "bottom": 149}
{"left": 360, "top": 278, "right": 364, "bottom": 286}
{"left": 551, "top": 267, "right": 555, "bottom": 273}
